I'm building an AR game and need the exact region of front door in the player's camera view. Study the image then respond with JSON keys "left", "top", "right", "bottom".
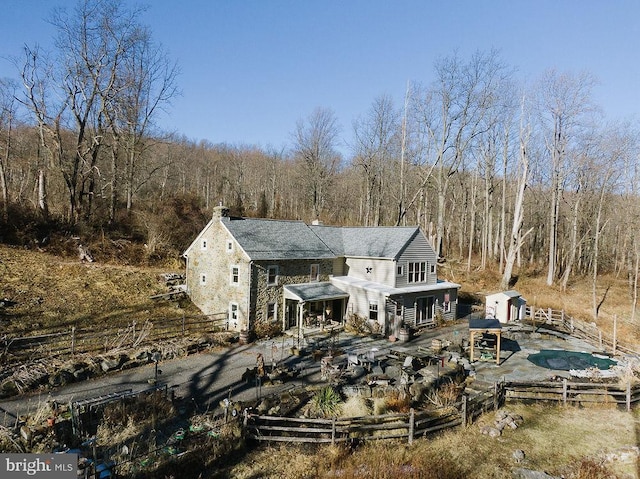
{"left": 286, "top": 301, "right": 298, "bottom": 329}
{"left": 416, "top": 296, "right": 434, "bottom": 325}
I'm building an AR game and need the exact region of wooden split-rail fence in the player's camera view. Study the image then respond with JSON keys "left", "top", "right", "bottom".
{"left": 0, "top": 313, "right": 228, "bottom": 367}
{"left": 244, "top": 378, "right": 640, "bottom": 445}
{"left": 525, "top": 306, "right": 640, "bottom": 356}
{"left": 245, "top": 387, "right": 502, "bottom": 445}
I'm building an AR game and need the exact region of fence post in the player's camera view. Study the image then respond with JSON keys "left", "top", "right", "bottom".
{"left": 562, "top": 378, "right": 567, "bottom": 406}
{"left": 627, "top": 382, "right": 631, "bottom": 412}
{"left": 494, "top": 382, "right": 499, "bottom": 411}
{"left": 408, "top": 408, "right": 414, "bottom": 445}
{"left": 331, "top": 417, "right": 336, "bottom": 446}
{"left": 71, "top": 326, "right": 76, "bottom": 356}
{"left": 461, "top": 394, "right": 467, "bottom": 427}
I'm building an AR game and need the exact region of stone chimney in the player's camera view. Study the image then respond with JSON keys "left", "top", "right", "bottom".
{"left": 212, "top": 204, "right": 229, "bottom": 220}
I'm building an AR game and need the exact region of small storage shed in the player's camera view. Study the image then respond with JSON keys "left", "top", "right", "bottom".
{"left": 485, "top": 290, "right": 526, "bottom": 324}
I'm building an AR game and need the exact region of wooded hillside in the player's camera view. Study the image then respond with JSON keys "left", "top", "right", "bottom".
{"left": 0, "top": 1, "right": 639, "bottom": 324}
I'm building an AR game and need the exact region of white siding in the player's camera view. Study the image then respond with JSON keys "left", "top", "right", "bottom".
{"left": 344, "top": 257, "right": 396, "bottom": 286}
{"left": 340, "top": 282, "right": 387, "bottom": 332}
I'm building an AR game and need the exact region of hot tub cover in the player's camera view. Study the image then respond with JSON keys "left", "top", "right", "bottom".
{"left": 527, "top": 349, "right": 616, "bottom": 371}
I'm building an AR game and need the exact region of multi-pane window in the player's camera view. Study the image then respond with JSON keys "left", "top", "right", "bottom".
{"left": 369, "top": 301, "right": 378, "bottom": 321}
{"left": 200, "top": 274, "right": 206, "bottom": 285}
{"left": 231, "top": 265, "right": 239, "bottom": 284}
{"left": 267, "top": 265, "right": 278, "bottom": 285}
{"left": 267, "top": 302, "right": 276, "bottom": 322}
{"left": 226, "top": 240, "right": 233, "bottom": 252}
{"left": 201, "top": 239, "right": 207, "bottom": 250}
{"left": 396, "top": 264, "right": 404, "bottom": 276}
{"left": 310, "top": 264, "right": 320, "bottom": 282}
{"left": 408, "top": 262, "right": 427, "bottom": 283}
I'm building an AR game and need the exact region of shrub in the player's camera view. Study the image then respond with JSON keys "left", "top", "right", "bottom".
{"left": 345, "top": 314, "right": 372, "bottom": 335}
{"left": 254, "top": 320, "right": 282, "bottom": 339}
{"left": 309, "top": 386, "right": 343, "bottom": 418}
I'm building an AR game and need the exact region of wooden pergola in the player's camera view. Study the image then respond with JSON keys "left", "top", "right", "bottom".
{"left": 469, "top": 318, "right": 502, "bottom": 365}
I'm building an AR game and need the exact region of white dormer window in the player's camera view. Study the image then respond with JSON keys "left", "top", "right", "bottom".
{"left": 226, "top": 239, "right": 233, "bottom": 253}
{"left": 201, "top": 239, "right": 207, "bottom": 250}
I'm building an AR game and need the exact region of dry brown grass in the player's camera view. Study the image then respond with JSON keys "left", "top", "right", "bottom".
{"left": 225, "top": 404, "right": 639, "bottom": 479}
{"left": 0, "top": 245, "right": 201, "bottom": 334}
{"left": 451, "top": 256, "right": 640, "bottom": 345}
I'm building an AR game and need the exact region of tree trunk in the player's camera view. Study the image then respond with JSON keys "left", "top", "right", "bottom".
{"left": 561, "top": 195, "right": 581, "bottom": 290}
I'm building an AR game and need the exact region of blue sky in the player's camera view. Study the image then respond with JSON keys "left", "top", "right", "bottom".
{"left": 1, "top": 0, "right": 638, "bottom": 156}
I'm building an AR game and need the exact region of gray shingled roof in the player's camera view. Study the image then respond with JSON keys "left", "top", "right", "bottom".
{"left": 223, "top": 217, "right": 421, "bottom": 261}
{"left": 310, "top": 225, "right": 419, "bottom": 259}
{"left": 284, "top": 282, "right": 350, "bottom": 302}
{"left": 222, "top": 217, "right": 335, "bottom": 260}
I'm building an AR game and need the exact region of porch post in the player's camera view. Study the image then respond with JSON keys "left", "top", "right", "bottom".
{"left": 298, "top": 301, "right": 304, "bottom": 347}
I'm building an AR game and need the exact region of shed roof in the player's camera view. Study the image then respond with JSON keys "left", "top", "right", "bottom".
{"left": 486, "top": 290, "right": 522, "bottom": 300}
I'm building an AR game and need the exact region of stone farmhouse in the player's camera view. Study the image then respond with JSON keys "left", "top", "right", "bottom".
{"left": 183, "top": 205, "right": 459, "bottom": 337}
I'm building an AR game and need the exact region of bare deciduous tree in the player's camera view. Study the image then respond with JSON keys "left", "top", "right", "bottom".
{"left": 0, "top": 79, "right": 17, "bottom": 221}
{"left": 535, "top": 69, "right": 597, "bottom": 286}
{"left": 352, "top": 94, "right": 399, "bottom": 226}
{"left": 292, "top": 107, "right": 341, "bottom": 220}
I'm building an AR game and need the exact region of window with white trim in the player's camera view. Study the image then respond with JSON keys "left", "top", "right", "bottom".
{"left": 396, "top": 264, "right": 404, "bottom": 276}
{"left": 369, "top": 301, "right": 378, "bottom": 321}
{"left": 267, "top": 265, "right": 278, "bottom": 285}
{"left": 266, "top": 302, "right": 277, "bottom": 322}
{"left": 230, "top": 265, "right": 240, "bottom": 285}
{"left": 408, "top": 261, "right": 427, "bottom": 283}
{"left": 310, "top": 264, "right": 320, "bottom": 282}
{"left": 201, "top": 239, "right": 207, "bottom": 250}
{"left": 430, "top": 263, "right": 435, "bottom": 274}
{"left": 226, "top": 240, "right": 233, "bottom": 253}
{"left": 200, "top": 274, "right": 206, "bottom": 285}
{"left": 443, "top": 292, "right": 451, "bottom": 313}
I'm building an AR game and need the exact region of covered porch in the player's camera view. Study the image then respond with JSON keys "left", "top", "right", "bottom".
{"left": 283, "top": 282, "right": 349, "bottom": 339}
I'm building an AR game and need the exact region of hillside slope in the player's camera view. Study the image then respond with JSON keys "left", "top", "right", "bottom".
{"left": 0, "top": 244, "right": 201, "bottom": 334}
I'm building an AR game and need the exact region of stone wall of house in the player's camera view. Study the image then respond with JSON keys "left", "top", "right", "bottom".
{"left": 252, "top": 258, "right": 334, "bottom": 328}
{"left": 185, "top": 211, "right": 250, "bottom": 331}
